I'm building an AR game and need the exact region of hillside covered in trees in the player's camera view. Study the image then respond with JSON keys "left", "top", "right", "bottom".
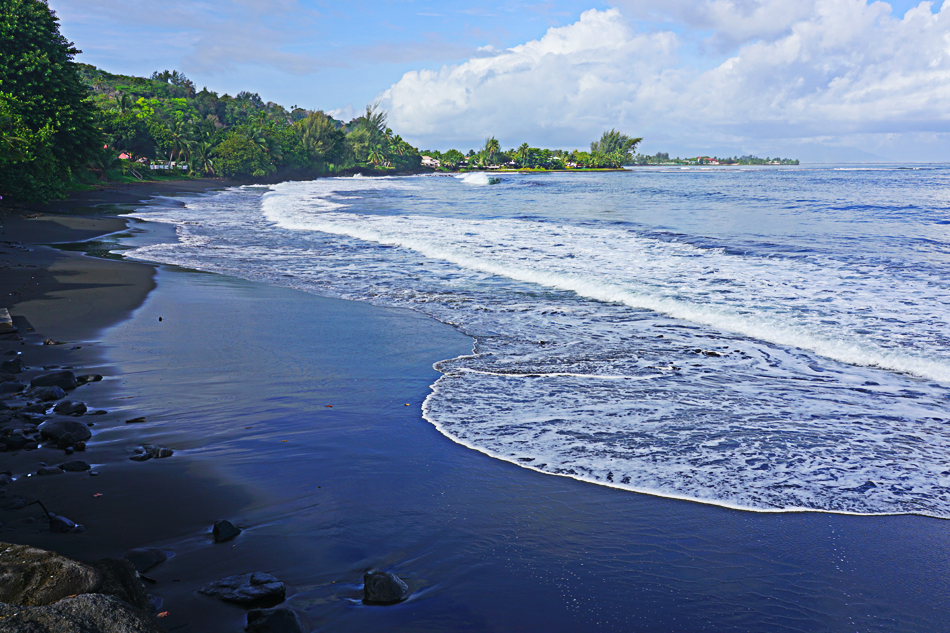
{"left": 1, "top": 0, "right": 651, "bottom": 203}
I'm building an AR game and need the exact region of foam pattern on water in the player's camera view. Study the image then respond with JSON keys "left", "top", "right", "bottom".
{"left": 123, "top": 174, "right": 950, "bottom": 516}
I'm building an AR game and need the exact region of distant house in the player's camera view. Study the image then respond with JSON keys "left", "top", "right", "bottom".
{"left": 118, "top": 152, "right": 131, "bottom": 160}
{"left": 421, "top": 155, "right": 440, "bottom": 168}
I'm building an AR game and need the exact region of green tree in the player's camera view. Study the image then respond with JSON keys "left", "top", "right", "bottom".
{"left": 213, "top": 134, "right": 273, "bottom": 178}
{"left": 517, "top": 142, "right": 530, "bottom": 167}
{"left": 590, "top": 129, "right": 642, "bottom": 163}
{"left": 483, "top": 136, "right": 500, "bottom": 164}
{"left": 0, "top": 0, "right": 101, "bottom": 200}
{"left": 294, "top": 111, "right": 344, "bottom": 171}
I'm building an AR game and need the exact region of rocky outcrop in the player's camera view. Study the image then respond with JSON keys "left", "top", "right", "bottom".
{"left": 0, "top": 543, "right": 150, "bottom": 609}
{"left": 30, "top": 370, "right": 78, "bottom": 391}
{"left": 0, "top": 593, "right": 164, "bottom": 633}
{"left": 0, "top": 543, "right": 161, "bottom": 632}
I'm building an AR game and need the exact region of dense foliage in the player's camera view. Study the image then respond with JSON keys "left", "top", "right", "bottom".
{"left": 0, "top": 0, "right": 100, "bottom": 201}
{"left": 632, "top": 152, "right": 800, "bottom": 166}
{"left": 420, "top": 130, "right": 643, "bottom": 171}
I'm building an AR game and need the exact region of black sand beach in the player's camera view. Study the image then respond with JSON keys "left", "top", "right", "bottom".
{"left": 2, "top": 181, "right": 949, "bottom": 632}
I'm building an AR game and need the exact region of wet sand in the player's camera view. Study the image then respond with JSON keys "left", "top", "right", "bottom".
{"left": 2, "top": 183, "right": 949, "bottom": 632}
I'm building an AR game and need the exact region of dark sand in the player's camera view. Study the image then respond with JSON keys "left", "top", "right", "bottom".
{"left": 2, "top": 182, "right": 949, "bottom": 633}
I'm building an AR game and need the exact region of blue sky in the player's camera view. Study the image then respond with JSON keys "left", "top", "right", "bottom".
{"left": 52, "top": 0, "right": 949, "bottom": 161}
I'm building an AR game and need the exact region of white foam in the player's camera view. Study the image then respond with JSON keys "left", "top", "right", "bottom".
{"left": 121, "top": 173, "right": 950, "bottom": 517}
{"left": 455, "top": 172, "right": 492, "bottom": 186}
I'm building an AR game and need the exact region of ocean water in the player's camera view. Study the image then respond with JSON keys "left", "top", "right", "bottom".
{"left": 124, "top": 165, "right": 950, "bottom": 518}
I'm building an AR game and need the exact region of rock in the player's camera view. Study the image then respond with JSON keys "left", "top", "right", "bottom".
{"left": 27, "top": 385, "right": 67, "bottom": 402}
{"left": 212, "top": 519, "right": 241, "bottom": 543}
{"left": 198, "top": 572, "right": 286, "bottom": 607}
{"left": 0, "top": 543, "right": 149, "bottom": 609}
{"left": 246, "top": 607, "right": 304, "bottom": 633}
{"left": 37, "top": 467, "right": 64, "bottom": 476}
{"left": 30, "top": 371, "right": 78, "bottom": 391}
{"left": 77, "top": 374, "right": 103, "bottom": 385}
{"left": 3, "top": 496, "right": 27, "bottom": 511}
{"left": 0, "top": 400, "right": 8, "bottom": 410}
{"left": 363, "top": 570, "right": 410, "bottom": 604}
{"left": 0, "top": 473, "right": 12, "bottom": 486}
{"left": 0, "top": 357, "right": 24, "bottom": 374}
{"left": 124, "top": 417, "right": 146, "bottom": 424}
{"left": 0, "top": 371, "right": 16, "bottom": 383}
{"left": 43, "top": 339, "right": 62, "bottom": 346}
{"left": 48, "top": 513, "right": 85, "bottom": 534}
{"left": 38, "top": 419, "right": 92, "bottom": 444}
{"left": 19, "top": 402, "right": 49, "bottom": 414}
{"left": 1, "top": 432, "right": 31, "bottom": 451}
{"left": 129, "top": 445, "right": 173, "bottom": 462}
{"left": 53, "top": 400, "right": 86, "bottom": 416}
{"left": 0, "top": 593, "right": 165, "bottom": 632}
{"left": 59, "top": 460, "right": 90, "bottom": 473}
{"left": 0, "top": 381, "right": 26, "bottom": 394}
{"left": 123, "top": 548, "right": 167, "bottom": 573}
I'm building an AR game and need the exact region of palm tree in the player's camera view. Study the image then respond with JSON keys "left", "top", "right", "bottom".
{"left": 484, "top": 136, "right": 500, "bottom": 164}
{"left": 166, "top": 120, "right": 190, "bottom": 170}
{"left": 114, "top": 94, "right": 133, "bottom": 114}
{"left": 368, "top": 145, "right": 387, "bottom": 167}
{"left": 518, "top": 143, "right": 530, "bottom": 167}
{"left": 189, "top": 140, "right": 215, "bottom": 176}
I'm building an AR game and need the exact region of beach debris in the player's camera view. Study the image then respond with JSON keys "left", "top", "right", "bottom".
{"left": 129, "top": 445, "right": 173, "bottom": 462}
{"left": 246, "top": 607, "right": 304, "bottom": 633}
{"left": 157, "top": 610, "right": 169, "bottom": 617}
{"left": 26, "top": 500, "right": 85, "bottom": 534}
{"left": 26, "top": 385, "right": 66, "bottom": 401}
{"left": 0, "top": 308, "right": 15, "bottom": 334}
{"left": 198, "top": 572, "right": 286, "bottom": 607}
{"left": 0, "top": 357, "right": 24, "bottom": 373}
{"left": 43, "top": 339, "right": 62, "bottom": 345}
{"left": 363, "top": 569, "right": 410, "bottom": 604}
{"left": 124, "top": 547, "right": 168, "bottom": 573}
{"left": 30, "top": 370, "right": 78, "bottom": 391}
{"left": 125, "top": 416, "right": 146, "bottom": 424}
{"left": 59, "top": 460, "right": 91, "bottom": 472}
{"left": 93, "top": 493, "right": 102, "bottom": 497}
{"left": 212, "top": 519, "right": 242, "bottom": 543}
{"left": 38, "top": 419, "right": 92, "bottom": 446}
{"left": 53, "top": 400, "right": 87, "bottom": 416}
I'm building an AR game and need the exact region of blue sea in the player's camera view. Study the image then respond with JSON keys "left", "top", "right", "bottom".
{"left": 125, "top": 165, "right": 950, "bottom": 518}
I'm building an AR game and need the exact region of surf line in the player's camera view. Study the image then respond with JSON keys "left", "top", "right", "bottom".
{"left": 269, "top": 213, "right": 950, "bottom": 385}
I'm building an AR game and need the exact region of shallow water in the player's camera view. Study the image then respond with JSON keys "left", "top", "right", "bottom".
{"left": 123, "top": 166, "right": 950, "bottom": 517}
{"left": 100, "top": 262, "right": 950, "bottom": 632}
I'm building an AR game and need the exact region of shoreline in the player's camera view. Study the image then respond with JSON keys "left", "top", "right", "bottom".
{"left": 3, "top": 176, "right": 949, "bottom": 632}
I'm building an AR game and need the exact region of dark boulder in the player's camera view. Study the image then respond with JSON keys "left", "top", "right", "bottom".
{"left": 246, "top": 607, "right": 304, "bottom": 633}
{"left": 213, "top": 519, "right": 241, "bottom": 543}
{"left": 27, "top": 385, "right": 66, "bottom": 402}
{"left": 37, "top": 467, "right": 64, "bottom": 476}
{"left": 1, "top": 432, "right": 32, "bottom": 451}
{"left": 198, "top": 572, "right": 286, "bottom": 607}
{"left": 363, "top": 569, "right": 410, "bottom": 604}
{"left": 0, "top": 357, "right": 24, "bottom": 374}
{"left": 53, "top": 400, "right": 87, "bottom": 416}
{"left": 59, "top": 460, "right": 91, "bottom": 473}
{"left": 38, "top": 419, "right": 92, "bottom": 444}
{"left": 0, "top": 381, "right": 26, "bottom": 394}
{"left": 30, "top": 371, "right": 78, "bottom": 391}
{"left": 123, "top": 548, "right": 167, "bottom": 573}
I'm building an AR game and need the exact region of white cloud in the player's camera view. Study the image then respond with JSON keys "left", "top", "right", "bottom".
{"left": 380, "top": 2, "right": 950, "bottom": 159}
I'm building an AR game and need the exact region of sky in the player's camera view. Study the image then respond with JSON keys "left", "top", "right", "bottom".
{"left": 51, "top": 0, "right": 949, "bottom": 162}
